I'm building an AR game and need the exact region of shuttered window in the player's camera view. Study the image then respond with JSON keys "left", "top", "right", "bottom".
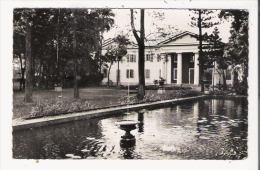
{"left": 127, "top": 54, "right": 136, "bottom": 63}
{"left": 126, "top": 69, "right": 134, "bottom": 78}
{"left": 146, "top": 54, "right": 154, "bottom": 62}
{"left": 130, "top": 54, "right": 136, "bottom": 62}
{"left": 146, "top": 54, "right": 151, "bottom": 61}
{"left": 145, "top": 69, "right": 150, "bottom": 78}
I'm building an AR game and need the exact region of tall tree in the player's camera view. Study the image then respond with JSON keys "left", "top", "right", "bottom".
{"left": 189, "top": 9, "right": 219, "bottom": 92}
{"left": 13, "top": 33, "right": 26, "bottom": 90}
{"left": 14, "top": 9, "right": 35, "bottom": 102}
{"left": 103, "top": 34, "right": 130, "bottom": 86}
{"left": 13, "top": 8, "right": 115, "bottom": 91}
{"left": 219, "top": 10, "right": 248, "bottom": 95}
{"left": 202, "top": 27, "right": 226, "bottom": 89}
{"left": 72, "top": 9, "right": 79, "bottom": 99}
{"left": 56, "top": 8, "right": 61, "bottom": 86}
{"left": 24, "top": 17, "right": 33, "bottom": 102}
{"left": 219, "top": 10, "right": 249, "bottom": 32}
{"left": 30, "top": 9, "right": 57, "bottom": 88}
{"left": 130, "top": 9, "right": 145, "bottom": 100}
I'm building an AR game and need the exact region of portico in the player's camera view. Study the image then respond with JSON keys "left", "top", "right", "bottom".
{"left": 159, "top": 52, "right": 200, "bottom": 85}
{"left": 157, "top": 31, "right": 203, "bottom": 86}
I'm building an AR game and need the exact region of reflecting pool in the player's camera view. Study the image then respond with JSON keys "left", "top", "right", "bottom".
{"left": 13, "top": 98, "right": 248, "bottom": 160}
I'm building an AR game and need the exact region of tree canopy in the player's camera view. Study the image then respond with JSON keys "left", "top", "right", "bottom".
{"left": 219, "top": 10, "right": 248, "bottom": 95}
{"left": 189, "top": 9, "right": 219, "bottom": 91}
{"left": 13, "top": 8, "right": 115, "bottom": 101}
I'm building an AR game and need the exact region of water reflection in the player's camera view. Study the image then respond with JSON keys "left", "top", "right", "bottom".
{"left": 138, "top": 111, "right": 144, "bottom": 133}
{"left": 13, "top": 118, "right": 103, "bottom": 159}
{"left": 13, "top": 98, "right": 248, "bottom": 160}
{"left": 120, "top": 146, "right": 142, "bottom": 159}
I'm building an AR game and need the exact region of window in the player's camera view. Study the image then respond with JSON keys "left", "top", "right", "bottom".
{"left": 146, "top": 54, "right": 153, "bottom": 62}
{"left": 226, "top": 69, "right": 232, "bottom": 80}
{"left": 145, "top": 69, "right": 150, "bottom": 78}
{"left": 173, "top": 68, "right": 177, "bottom": 80}
{"left": 126, "top": 69, "right": 134, "bottom": 78}
{"left": 127, "top": 54, "right": 136, "bottom": 63}
{"left": 130, "top": 54, "right": 136, "bottom": 62}
{"left": 159, "top": 69, "right": 161, "bottom": 77}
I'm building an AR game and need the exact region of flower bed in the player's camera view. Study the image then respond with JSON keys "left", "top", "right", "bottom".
{"left": 13, "top": 87, "right": 202, "bottom": 120}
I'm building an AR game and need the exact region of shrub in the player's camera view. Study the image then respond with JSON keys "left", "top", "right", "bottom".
{"left": 170, "top": 89, "right": 201, "bottom": 98}
{"left": 28, "top": 98, "right": 94, "bottom": 118}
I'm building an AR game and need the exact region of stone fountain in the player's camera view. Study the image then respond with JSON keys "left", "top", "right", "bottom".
{"left": 116, "top": 120, "right": 140, "bottom": 148}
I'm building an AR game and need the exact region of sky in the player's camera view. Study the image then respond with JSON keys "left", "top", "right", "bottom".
{"left": 103, "top": 9, "right": 232, "bottom": 43}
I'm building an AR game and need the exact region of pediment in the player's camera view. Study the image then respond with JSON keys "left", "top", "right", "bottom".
{"left": 163, "top": 34, "right": 198, "bottom": 45}
{"left": 158, "top": 32, "right": 208, "bottom": 46}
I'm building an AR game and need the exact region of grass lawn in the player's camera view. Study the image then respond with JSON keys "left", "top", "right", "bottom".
{"left": 13, "top": 86, "right": 201, "bottom": 119}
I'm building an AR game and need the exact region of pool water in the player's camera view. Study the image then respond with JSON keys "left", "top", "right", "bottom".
{"left": 13, "top": 98, "right": 248, "bottom": 160}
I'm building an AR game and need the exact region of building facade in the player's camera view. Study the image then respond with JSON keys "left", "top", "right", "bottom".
{"left": 101, "top": 31, "right": 233, "bottom": 86}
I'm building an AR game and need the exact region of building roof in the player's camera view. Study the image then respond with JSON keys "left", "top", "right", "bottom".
{"left": 102, "top": 31, "right": 224, "bottom": 49}
{"left": 157, "top": 31, "right": 197, "bottom": 45}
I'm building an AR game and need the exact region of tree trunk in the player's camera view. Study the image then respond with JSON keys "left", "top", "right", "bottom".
{"left": 138, "top": 54, "right": 145, "bottom": 98}
{"left": 56, "top": 8, "right": 61, "bottom": 85}
{"left": 72, "top": 9, "right": 79, "bottom": 99}
{"left": 130, "top": 9, "right": 145, "bottom": 100}
{"left": 60, "top": 63, "right": 64, "bottom": 87}
{"left": 99, "top": 32, "right": 104, "bottom": 73}
{"left": 38, "top": 59, "right": 42, "bottom": 88}
{"left": 107, "top": 62, "right": 113, "bottom": 86}
{"left": 222, "top": 69, "right": 227, "bottom": 90}
{"left": 117, "top": 60, "right": 119, "bottom": 85}
{"left": 20, "top": 68, "right": 25, "bottom": 90}
{"left": 198, "top": 10, "right": 204, "bottom": 92}
{"left": 43, "top": 63, "right": 48, "bottom": 89}
{"left": 24, "top": 20, "right": 33, "bottom": 103}
{"left": 32, "top": 53, "right": 35, "bottom": 87}
{"left": 19, "top": 54, "right": 25, "bottom": 90}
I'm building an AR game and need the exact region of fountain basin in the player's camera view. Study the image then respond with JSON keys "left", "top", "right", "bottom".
{"left": 116, "top": 120, "right": 140, "bottom": 148}
{"left": 116, "top": 120, "right": 140, "bottom": 131}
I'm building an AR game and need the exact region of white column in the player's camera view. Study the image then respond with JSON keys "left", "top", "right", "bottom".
{"left": 167, "top": 55, "right": 172, "bottom": 84}
{"left": 160, "top": 53, "right": 166, "bottom": 78}
{"left": 194, "top": 53, "right": 200, "bottom": 85}
{"left": 177, "top": 53, "right": 182, "bottom": 84}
